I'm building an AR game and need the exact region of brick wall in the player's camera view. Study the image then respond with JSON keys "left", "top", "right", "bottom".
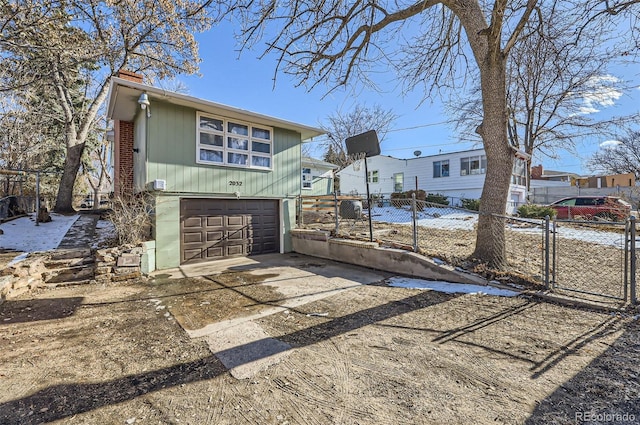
{"left": 114, "top": 120, "right": 135, "bottom": 195}
{"left": 531, "top": 165, "right": 543, "bottom": 180}
{"left": 117, "top": 69, "right": 143, "bottom": 83}
{"left": 113, "top": 70, "right": 141, "bottom": 195}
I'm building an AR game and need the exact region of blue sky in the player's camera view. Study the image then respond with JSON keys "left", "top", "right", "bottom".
{"left": 178, "top": 21, "right": 640, "bottom": 176}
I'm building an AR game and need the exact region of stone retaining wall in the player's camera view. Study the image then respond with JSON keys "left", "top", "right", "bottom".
{"left": 95, "top": 245, "right": 142, "bottom": 283}
{"left": 1, "top": 243, "right": 152, "bottom": 303}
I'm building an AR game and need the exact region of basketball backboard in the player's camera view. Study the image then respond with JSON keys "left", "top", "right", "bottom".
{"left": 345, "top": 130, "right": 380, "bottom": 157}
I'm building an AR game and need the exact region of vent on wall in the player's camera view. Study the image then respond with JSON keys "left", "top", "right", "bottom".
{"left": 152, "top": 179, "right": 166, "bottom": 191}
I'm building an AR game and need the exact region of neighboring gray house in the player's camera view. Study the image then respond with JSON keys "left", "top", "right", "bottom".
{"left": 337, "top": 148, "right": 528, "bottom": 213}
{"left": 301, "top": 157, "right": 337, "bottom": 195}
{"left": 106, "top": 73, "right": 324, "bottom": 270}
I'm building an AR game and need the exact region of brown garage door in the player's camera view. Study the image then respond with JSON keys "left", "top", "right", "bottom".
{"left": 180, "top": 198, "right": 279, "bottom": 264}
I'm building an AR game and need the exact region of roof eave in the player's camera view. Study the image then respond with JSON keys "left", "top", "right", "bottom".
{"left": 107, "top": 77, "right": 325, "bottom": 140}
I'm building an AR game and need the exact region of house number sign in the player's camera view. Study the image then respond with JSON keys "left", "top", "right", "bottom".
{"left": 229, "top": 180, "right": 243, "bottom": 186}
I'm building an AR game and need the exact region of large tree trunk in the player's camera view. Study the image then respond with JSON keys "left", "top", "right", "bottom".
{"left": 54, "top": 142, "right": 85, "bottom": 213}
{"left": 472, "top": 56, "right": 514, "bottom": 269}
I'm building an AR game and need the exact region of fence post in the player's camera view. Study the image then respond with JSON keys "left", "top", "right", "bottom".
{"left": 625, "top": 218, "right": 630, "bottom": 302}
{"left": 35, "top": 171, "right": 40, "bottom": 226}
{"left": 631, "top": 216, "right": 637, "bottom": 305}
{"left": 544, "top": 215, "right": 550, "bottom": 289}
{"left": 552, "top": 218, "right": 557, "bottom": 289}
{"left": 411, "top": 193, "right": 418, "bottom": 252}
{"left": 333, "top": 191, "right": 339, "bottom": 235}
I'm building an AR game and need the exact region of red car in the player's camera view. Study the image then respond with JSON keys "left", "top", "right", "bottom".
{"left": 549, "top": 196, "right": 631, "bottom": 221}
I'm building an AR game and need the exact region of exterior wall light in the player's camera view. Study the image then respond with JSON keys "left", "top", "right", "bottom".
{"left": 138, "top": 92, "right": 151, "bottom": 117}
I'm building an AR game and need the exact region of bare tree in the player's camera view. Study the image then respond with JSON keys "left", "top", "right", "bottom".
{"left": 319, "top": 104, "right": 397, "bottom": 168}
{"left": 447, "top": 4, "right": 639, "bottom": 188}
{"left": 587, "top": 130, "right": 640, "bottom": 178}
{"left": 216, "top": 0, "right": 542, "bottom": 268}
{"left": 0, "top": 0, "right": 213, "bottom": 212}
{"left": 0, "top": 91, "right": 64, "bottom": 175}
{"left": 591, "top": 1, "right": 640, "bottom": 55}
{"left": 82, "top": 133, "right": 113, "bottom": 208}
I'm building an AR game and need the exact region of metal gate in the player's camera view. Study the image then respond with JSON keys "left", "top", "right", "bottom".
{"left": 548, "top": 217, "right": 637, "bottom": 304}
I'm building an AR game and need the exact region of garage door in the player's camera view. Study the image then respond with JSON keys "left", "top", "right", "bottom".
{"left": 180, "top": 198, "right": 279, "bottom": 264}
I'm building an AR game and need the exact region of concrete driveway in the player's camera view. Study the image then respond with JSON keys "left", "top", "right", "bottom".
{"left": 152, "top": 253, "right": 392, "bottom": 379}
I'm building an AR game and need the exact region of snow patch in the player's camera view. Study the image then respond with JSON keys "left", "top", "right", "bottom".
{"left": 0, "top": 213, "right": 79, "bottom": 253}
{"left": 388, "top": 276, "right": 519, "bottom": 297}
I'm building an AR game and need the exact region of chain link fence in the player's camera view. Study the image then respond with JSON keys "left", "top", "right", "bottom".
{"left": 338, "top": 197, "right": 546, "bottom": 286}
{"left": 550, "top": 219, "right": 630, "bottom": 302}
{"left": 297, "top": 193, "right": 638, "bottom": 305}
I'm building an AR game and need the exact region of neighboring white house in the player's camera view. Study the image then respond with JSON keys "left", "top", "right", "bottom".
{"left": 337, "top": 148, "right": 528, "bottom": 214}
{"left": 302, "top": 156, "right": 338, "bottom": 195}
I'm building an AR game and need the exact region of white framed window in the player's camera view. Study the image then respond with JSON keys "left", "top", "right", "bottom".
{"left": 512, "top": 157, "right": 527, "bottom": 186}
{"left": 393, "top": 173, "right": 404, "bottom": 192}
{"left": 196, "top": 112, "right": 273, "bottom": 169}
{"left": 367, "top": 170, "right": 379, "bottom": 183}
{"left": 433, "top": 160, "right": 450, "bottom": 178}
{"left": 302, "top": 167, "right": 312, "bottom": 189}
{"left": 460, "top": 155, "right": 486, "bottom": 176}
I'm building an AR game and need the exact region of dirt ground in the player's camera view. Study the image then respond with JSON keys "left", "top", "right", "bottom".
{"left": 1, "top": 254, "right": 639, "bottom": 424}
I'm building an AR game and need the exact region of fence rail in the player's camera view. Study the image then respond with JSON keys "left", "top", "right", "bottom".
{"left": 0, "top": 195, "right": 36, "bottom": 219}
{"left": 297, "top": 192, "right": 638, "bottom": 306}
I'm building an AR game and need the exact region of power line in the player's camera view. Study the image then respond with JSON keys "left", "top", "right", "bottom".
{"left": 383, "top": 141, "right": 479, "bottom": 152}
{"left": 386, "top": 120, "right": 451, "bottom": 133}
{"left": 304, "top": 120, "right": 452, "bottom": 144}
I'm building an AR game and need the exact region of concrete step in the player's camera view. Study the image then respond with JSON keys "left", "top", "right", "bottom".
{"left": 49, "top": 248, "right": 92, "bottom": 261}
{"left": 44, "top": 256, "right": 95, "bottom": 269}
{"left": 43, "top": 265, "right": 95, "bottom": 284}
{"left": 43, "top": 279, "right": 93, "bottom": 289}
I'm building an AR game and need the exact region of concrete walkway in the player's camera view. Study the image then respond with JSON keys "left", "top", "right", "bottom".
{"left": 57, "top": 213, "right": 100, "bottom": 250}
{"left": 155, "top": 253, "right": 391, "bottom": 379}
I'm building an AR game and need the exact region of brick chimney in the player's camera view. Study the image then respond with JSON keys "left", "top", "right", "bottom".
{"left": 117, "top": 69, "right": 143, "bottom": 83}
{"left": 531, "top": 164, "right": 543, "bottom": 180}
{"left": 112, "top": 69, "right": 142, "bottom": 196}
{"left": 114, "top": 120, "right": 135, "bottom": 196}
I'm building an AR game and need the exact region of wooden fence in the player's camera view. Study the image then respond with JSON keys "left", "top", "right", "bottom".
{"left": 298, "top": 194, "right": 363, "bottom": 225}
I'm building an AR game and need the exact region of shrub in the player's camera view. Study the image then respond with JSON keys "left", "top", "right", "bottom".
{"left": 390, "top": 190, "right": 426, "bottom": 207}
{"left": 390, "top": 191, "right": 407, "bottom": 207}
{"left": 108, "top": 192, "right": 154, "bottom": 245}
{"left": 461, "top": 198, "right": 480, "bottom": 211}
{"left": 517, "top": 204, "right": 556, "bottom": 219}
{"left": 406, "top": 189, "right": 427, "bottom": 201}
{"left": 425, "top": 193, "right": 449, "bottom": 206}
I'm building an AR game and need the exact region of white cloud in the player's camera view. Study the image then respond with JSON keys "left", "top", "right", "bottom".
{"left": 578, "top": 106, "right": 600, "bottom": 115}
{"left": 579, "top": 75, "right": 624, "bottom": 114}
{"left": 599, "top": 140, "right": 623, "bottom": 149}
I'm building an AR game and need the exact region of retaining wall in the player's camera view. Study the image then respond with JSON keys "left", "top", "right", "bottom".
{"left": 291, "top": 229, "right": 486, "bottom": 286}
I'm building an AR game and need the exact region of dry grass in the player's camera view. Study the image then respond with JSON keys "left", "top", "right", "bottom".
{"left": 299, "top": 210, "right": 631, "bottom": 305}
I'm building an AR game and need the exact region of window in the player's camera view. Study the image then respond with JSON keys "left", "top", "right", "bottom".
{"left": 367, "top": 170, "right": 379, "bottom": 183}
{"left": 433, "top": 160, "right": 450, "bottom": 178}
{"left": 557, "top": 198, "right": 576, "bottom": 206}
{"left": 460, "top": 155, "right": 486, "bottom": 176}
{"left": 511, "top": 157, "right": 527, "bottom": 186}
{"left": 393, "top": 173, "right": 404, "bottom": 192}
{"left": 576, "top": 197, "right": 600, "bottom": 206}
{"left": 302, "top": 167, "right": 312, "bottom": 189}
{"left": 197, "top": 112, "right": 272, "bottom": 169}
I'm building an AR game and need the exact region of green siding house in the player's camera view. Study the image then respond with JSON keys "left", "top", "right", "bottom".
{"left": 106, "top": 74, "right": 324, "bottom": 270}
{"left": 301, "top": 157, "right": 338, "bottom": 195}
